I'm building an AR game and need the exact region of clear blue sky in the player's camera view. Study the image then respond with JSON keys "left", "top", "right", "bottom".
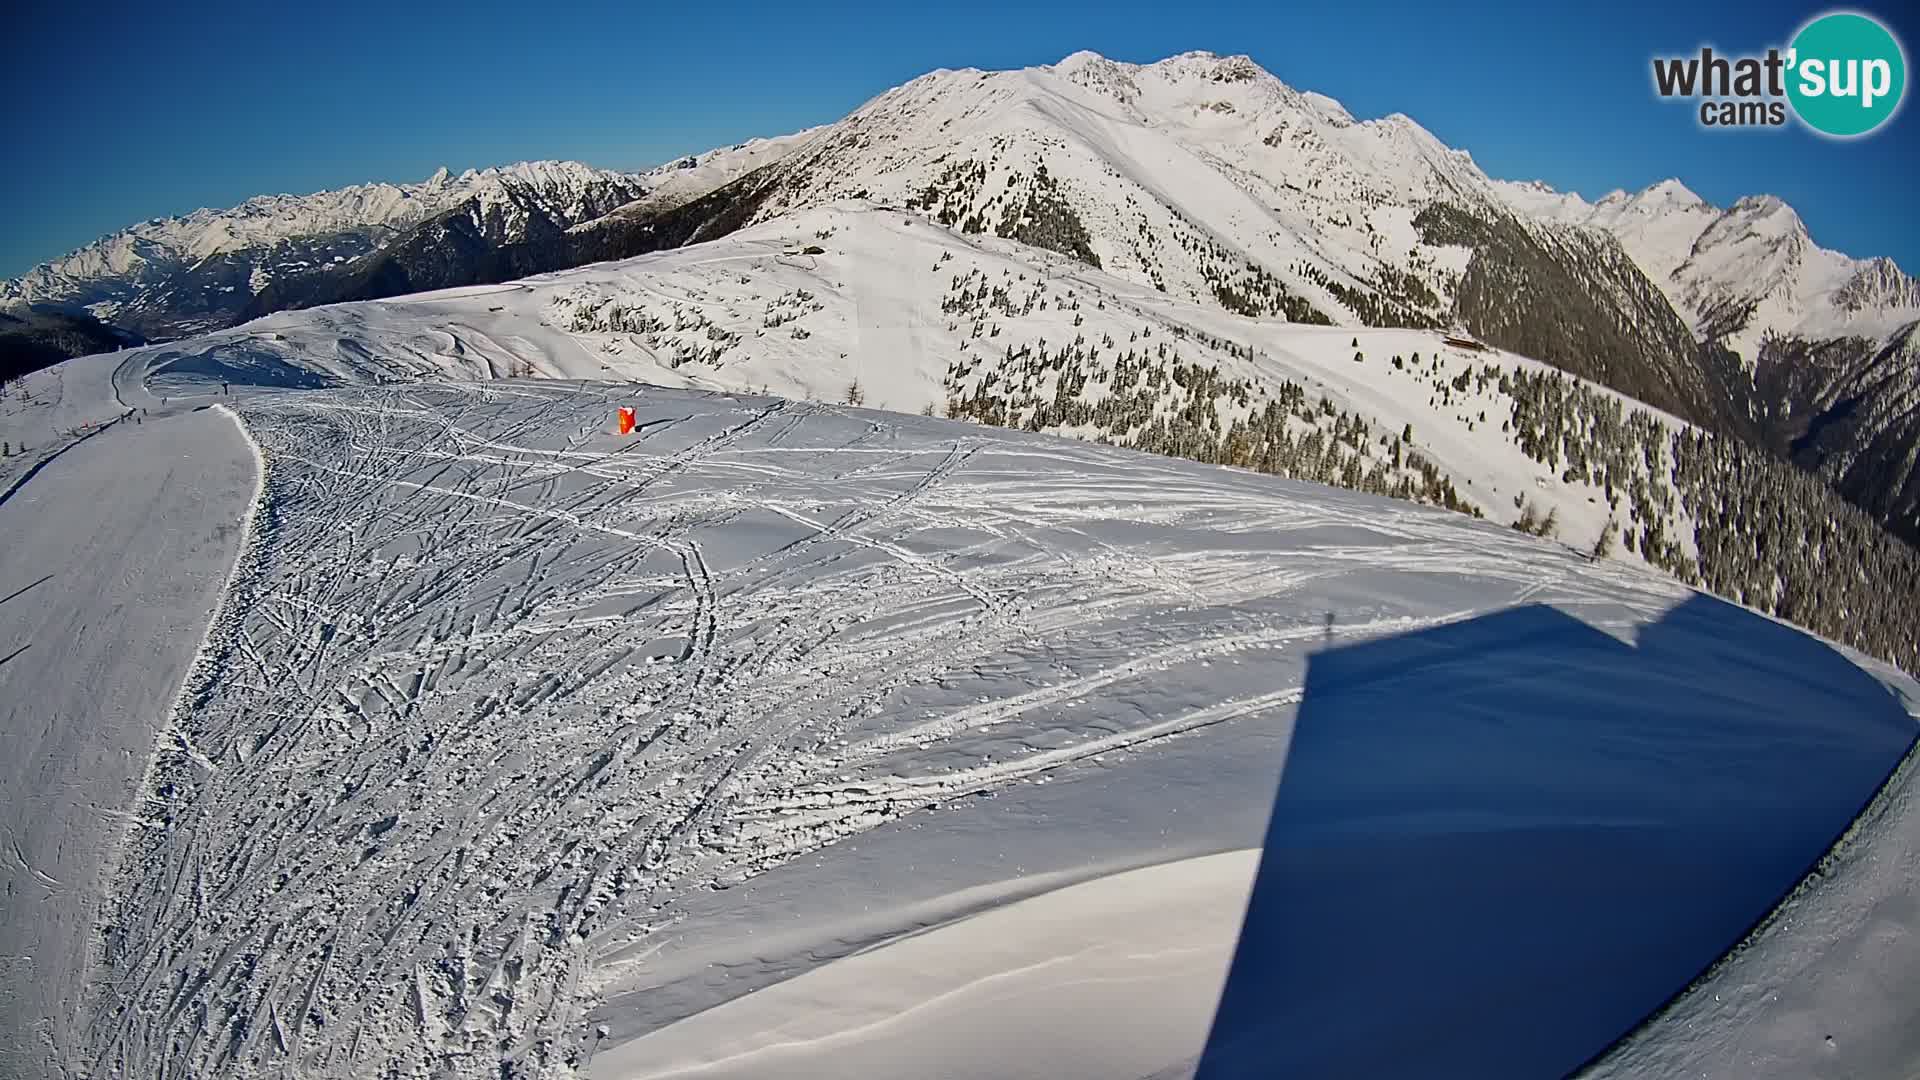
{"left": 5, "top": 0, "right": 1915, "bottom": 278}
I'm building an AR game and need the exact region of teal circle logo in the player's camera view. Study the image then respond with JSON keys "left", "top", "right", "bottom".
{"left": 1787, "top": 12, "right": 1907, "bottom": 136}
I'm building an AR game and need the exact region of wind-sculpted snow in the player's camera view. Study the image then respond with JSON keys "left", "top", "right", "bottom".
{"left": 75, "top": 377, "right": 1766, "bottom": 1079}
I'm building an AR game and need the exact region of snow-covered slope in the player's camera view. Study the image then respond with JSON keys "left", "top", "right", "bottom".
{"left": 89, "top": 202, "right": 1920, "bottom": 676}
{"left": 0, "top": 386, "right": 256, "bottom": 1080}
{"left": 560, "top": 52, "right": 1735, "bottom": 435}
{"left": 103, "top": 204, "right": 1663, "bottom": 561}
{"left": 5, "top": 343, "right": 1910, "bottom": 1080}
{"left": 7, "top": 46, "right": 1920, "bottom": 1080}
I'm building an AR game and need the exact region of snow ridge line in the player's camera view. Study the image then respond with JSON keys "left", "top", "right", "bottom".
{"left": 84, "top": 403, "right": 269, "bottom": 1070}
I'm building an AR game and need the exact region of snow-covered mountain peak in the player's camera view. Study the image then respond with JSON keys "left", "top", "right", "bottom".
{"left": 1490, "top": 178, "right": 1595, "bottom": 222}
{"left": 1049, "top": 50, "right": 1143, "bottom": 101}
{"left": 1499, "top": 177, "right": 1710, "bottom": 227}
{"left": 1655, "top": 189, "right": 1917, "bottom": 356}
{"left": 1694, "top": 196, "right": 1810, "bottom": 271}
{"left": 1730, "top": 191, "right": 1785, "bottom": 211}
{"left": 453, "top": 159, "right": 640, "bottom": 192}
{"left": 1050, "top": 49, "right": 1114, "bottom": 74}
{"left": 1145, "top": 50, "right": 1267, "bottom": 83}
{"left": 1636, "top": 178, "right": 1709, "bottom": 211}
{"left": 1725, "top": 192, "right": 1799, "bottom": 228}
{"left": 1043, "top": 50, "right": 1307, "bottom": 117}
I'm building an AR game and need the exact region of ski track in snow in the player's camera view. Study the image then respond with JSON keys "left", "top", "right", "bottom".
{"left": 82, "top": 377, "right": 1665, "bottom": 1079}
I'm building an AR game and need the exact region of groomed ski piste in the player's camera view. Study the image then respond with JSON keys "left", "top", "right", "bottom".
{"left": 2, "top": 229, "right": 1918, "bottom": 1079}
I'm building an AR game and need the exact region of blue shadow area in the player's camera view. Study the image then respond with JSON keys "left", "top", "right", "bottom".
{"left": 1195, "top": 593, "right": 1915, "bottom": 1079}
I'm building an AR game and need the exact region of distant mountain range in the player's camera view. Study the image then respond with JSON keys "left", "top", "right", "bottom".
{"left": 4, "top": 50, "right": 1916, "bottom": 543}
{"left": 0, "top": 145, "right": 807, "bottom": 343}
{"left": 1, "top": 161, "right": 647, "bottom": 341}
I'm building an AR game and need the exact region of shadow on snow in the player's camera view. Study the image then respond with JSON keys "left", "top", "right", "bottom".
{"left": 1193, "top": 592, "right": 1915, "bottom": 1079}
